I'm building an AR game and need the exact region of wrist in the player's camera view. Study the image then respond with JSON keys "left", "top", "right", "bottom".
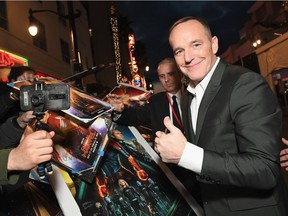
{"left": 16, "top": 117, "right": 28, "bottom": 128}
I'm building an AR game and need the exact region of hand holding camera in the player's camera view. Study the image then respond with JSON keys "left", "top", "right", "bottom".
{"left": 19, "top": 81, "right": 70, "bottom": 179}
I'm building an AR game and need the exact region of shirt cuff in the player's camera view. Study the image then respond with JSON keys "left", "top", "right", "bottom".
{"left": 178, "top": 142, "right": 204, "bottom": 174}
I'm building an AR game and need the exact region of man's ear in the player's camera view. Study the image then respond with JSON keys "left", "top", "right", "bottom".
{"left": 211, "top": 36, "right": 219, "bottom": 54}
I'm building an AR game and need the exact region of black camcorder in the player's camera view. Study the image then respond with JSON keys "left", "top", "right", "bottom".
{"left": 20, "top": 81, "right": 70, "bottom": 113}
{"left": 19, "top": 80, "right": 70, "bottom": 179}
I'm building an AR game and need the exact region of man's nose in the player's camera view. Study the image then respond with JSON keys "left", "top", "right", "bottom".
{"left": 164, "top": 75, "right": 170, "bottom": 82}
{"left": 184, "top": 49, "right": 194, "bottom": 64}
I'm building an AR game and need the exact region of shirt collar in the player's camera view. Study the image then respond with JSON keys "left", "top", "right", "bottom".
{"left": 167, "top": 89, "right": 182, "bottom": 99}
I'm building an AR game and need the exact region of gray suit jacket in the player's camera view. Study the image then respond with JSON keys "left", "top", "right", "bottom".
{"left": 181, "top": 60, "right": 288, "bottom": 216}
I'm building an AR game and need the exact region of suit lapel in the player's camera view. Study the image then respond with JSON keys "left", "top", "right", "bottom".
{"left": 156, "top": 92, "right": 170, "bottom": 129}
{"left": 161, "top": 92, "right": 170, "bottom": 120}
{"left": 181, "top": 90, "right": 195, "bottom": 142}
{"left": 161, "top": 92, "right": 170, "bottom": 119}
{"left": 195, "top": 60, "right": 227, "bottom": 143}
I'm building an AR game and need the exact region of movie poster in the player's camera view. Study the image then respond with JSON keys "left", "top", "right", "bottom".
{"left": 25, "top": 111, "right": 113, "bottom": 183}
{"left": 103, "top": 82, "right": 153, "bottom": 108}
{"left": 63, "top": 87, "right": 113, "bottom": 123}
{"left": 71, "top": 125, "right": 203, "bottom": 216}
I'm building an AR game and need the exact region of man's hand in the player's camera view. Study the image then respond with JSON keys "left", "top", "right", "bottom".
{"left": 7, "top": 130, "right": 55, "bottom": 171}
{"left": 106, "top": 93, "right": 125, "bottom": 112}
{"left": 280, "top": 138, "right": 288, "bottom": 171}
{"left": 16, "top": 111, "right": 36, "bottom": 128}
{"left": 154, "top": 116, "right": 187, "bottom": 164}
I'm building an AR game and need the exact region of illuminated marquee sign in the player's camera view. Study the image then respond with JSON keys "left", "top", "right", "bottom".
{"left": 0, "top": 49, "right": 28, "bottom": 66}
{"left": 128, "top": 34, "right": 138, "bottom": 73}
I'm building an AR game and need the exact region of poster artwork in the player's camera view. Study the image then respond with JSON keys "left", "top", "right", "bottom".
{"left": 72, "top": 125, "right": 203, "bottom": 216}
{"left": 103, "top": 82, "right": 153, "bottom": 108}
{"left": 25, "top": 111, "right": 113, "bottom": 183}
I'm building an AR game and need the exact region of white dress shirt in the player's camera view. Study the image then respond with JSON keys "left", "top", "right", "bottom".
{"left": 178, "top": 57, "right": 220, "bottom": 174}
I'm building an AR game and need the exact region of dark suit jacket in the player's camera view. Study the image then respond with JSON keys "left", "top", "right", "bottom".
{"left": 0, "top": 116, "right": 24, "bottom": 148}
{"left": 181, "top": 59, "right": 288, "bottom": 215}
{"left": 113, "top": 91, "right": 169, "bottom": 136}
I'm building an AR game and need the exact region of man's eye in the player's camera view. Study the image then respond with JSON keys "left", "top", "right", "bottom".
{"left": 174, "top": 50, "right": 183, "bottom": 56}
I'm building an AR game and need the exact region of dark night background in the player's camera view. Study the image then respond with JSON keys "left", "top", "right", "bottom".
{"left": 116, "top": 1, "right": 255, "bottom": 79}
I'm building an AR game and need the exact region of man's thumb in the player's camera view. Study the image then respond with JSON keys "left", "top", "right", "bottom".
{"left": 163, "top": 116, "right": 177, "bottom": 133}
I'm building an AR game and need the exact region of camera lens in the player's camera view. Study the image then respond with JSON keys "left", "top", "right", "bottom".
{"left": 31, "top": 94, "right": 44, "bottom": 106}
